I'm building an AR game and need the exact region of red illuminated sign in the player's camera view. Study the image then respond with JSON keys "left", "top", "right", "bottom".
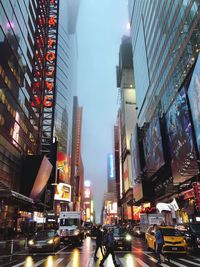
{"left": 193, "top": 182, "right": 200, "bottom": 211}
{"left": 31, "top": 0, "right": 58, "bottom": 109}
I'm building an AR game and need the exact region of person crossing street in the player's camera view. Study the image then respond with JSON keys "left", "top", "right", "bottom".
{"left": 99, "top": 228, "right": 120, "bottom": 267}
{"left": 94, "top": 225, "right": 104, "bottom": 261}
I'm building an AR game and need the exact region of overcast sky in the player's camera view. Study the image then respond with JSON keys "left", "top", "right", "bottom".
{"left": 77, "top": 0, "right": 129, "bottom": 222}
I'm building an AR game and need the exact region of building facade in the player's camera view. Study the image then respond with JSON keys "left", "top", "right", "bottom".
{"left": 0, "top": 0, "right": 39, "bottom": 191}
{"left": 70, "top": 96, "right": 84, "bottom": 211}
{"left": 129, "top": 0, "right": 200, "bottom": 223}
{"left": 116, "top": 36, "right": 137, "bottom": 221}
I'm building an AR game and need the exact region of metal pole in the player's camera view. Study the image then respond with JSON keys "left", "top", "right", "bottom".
{"left": 10, "top": 240, "right": 14, "bottom": 255}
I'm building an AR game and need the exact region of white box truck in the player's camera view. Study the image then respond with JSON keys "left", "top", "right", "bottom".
{"left": 140, "top": 213, "right": 165, "bottom": 235}
{"left": 59, "top": 211, "right": 84, "bottom": 245}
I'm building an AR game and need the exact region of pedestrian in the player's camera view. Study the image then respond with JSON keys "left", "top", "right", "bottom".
{"left": 99, "top": 228, "right": 120, "bottom": 267}
{"left": 154, "top": 225, "right": 164, "bottom": 264}
{"left": 94, "top": 225, "right": 104, "bottom": 260}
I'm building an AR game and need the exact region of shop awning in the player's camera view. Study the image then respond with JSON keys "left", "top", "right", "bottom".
{"left": 0, "top": 189, "right": 48, "bottom": 212}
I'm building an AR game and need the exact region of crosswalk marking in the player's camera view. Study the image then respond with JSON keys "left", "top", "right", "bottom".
{"left": 12, "top": 261, "right": 26, "bottom": 267}
{"left": 135, "top": 257, "right": 150, "bottom": 267}
{"left": 191, "top": 257, "right": 200, "bottom": 262}
{"left": 118, "top": 258, "right": 127, "bottom": 266}
{"left": 168, "top": 259, "right": 187, "bottom": 267}
{"left": 160, "top": 263, "right": 171, "bottom": 267}
{"left": 54, "top": 258, "right": 64, "bottom": 265}
{"left": 34, "top": 259, "right": 46, "bottom": 267}
{"left": 179, "top": 258, "right": 200, "bottom": 266}
{"left": 66, "top": 261, "right": 72, "bottom": 267}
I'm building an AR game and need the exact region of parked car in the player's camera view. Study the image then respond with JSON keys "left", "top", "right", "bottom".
{"left": 183, "top": 223, "right": 200, "bottom": 250}
{"left": 28, "top": 229, "right": 60, "bottom": 252}
{"left": 145, "top": 225, "right": 187, "bottom": 254}
{"left": 133, "top": 226, "right": 143, "bottom": 237}
{"left": 113, "top": 227, "right": 132, "bottom": 251}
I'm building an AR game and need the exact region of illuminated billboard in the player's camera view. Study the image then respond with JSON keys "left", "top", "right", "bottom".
{"left": 84, "top": 188, "right": 91, "bottom": 199}
{"left": 143, "top": 117, "right": 165, "bottom": 176}
{"left": 123, "top": 156, "right": 132, "bottom": 192}
{"left": 54, "top": 183, "right": 71, "bottom": 202}
{"left": 57, "top": 151, "right": 70, "bottom": 184}
{"left": 107, "top": 153, "right": 114, "bottom": 179}
{"left": 131, "top": 126, "right": 143, "bottom": 202}
{"left": 188, "top": 54, "right": 200, "bottom": 154}
{"left": 166, "top": 87, "right": 198, "bottom": 183}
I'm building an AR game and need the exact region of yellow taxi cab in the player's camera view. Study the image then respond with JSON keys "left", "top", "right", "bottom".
{"left": 145, "top": 225, "right": 187, "bottom": 254}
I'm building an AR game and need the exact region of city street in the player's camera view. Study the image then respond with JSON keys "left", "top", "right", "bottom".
{"left": 0, "top": 237, "right": 200, "bottom": 267}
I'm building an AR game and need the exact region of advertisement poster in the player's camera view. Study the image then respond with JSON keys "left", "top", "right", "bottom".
{"left": 188, "top": 54, "right": 200, "bottom": 154}
{"left": 143, "top": 117, "right": 165, "bottom": 176}
{"left": 166, "top": 87, "right": 198, "bottom": 183}
{"left": 54, "top": 183, "right": 71, "bottom": 202}
{"left": 131, "top": 126, "right": 143, "bottom": 202}
{"left": 123, "top": 156, "right": 132, "bottom": 192}
{"left": 57, "top": 151, "right": 70, "bottom": 184}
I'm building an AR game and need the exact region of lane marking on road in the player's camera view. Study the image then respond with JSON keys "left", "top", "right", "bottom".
{"left": 135, "top": 257, "right": 150, "bottom": 267}
{"left": 12, "top": 261, "right": 26, "bottom": 267}
{"left": 168, "top": 259, "right": 187, "bottom": 267}
{"left": 54, "top": 258, "right": 64, "bottom": 265}
{"left": 179, "top": 258, "right": 200, "bottom": 266}
{"left": 34, "top": 258, "right": 46, "bottom": 267}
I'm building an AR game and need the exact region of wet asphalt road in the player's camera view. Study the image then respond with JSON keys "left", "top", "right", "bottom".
{"left": 0, "top": 236, "right": 200, "bottom": 267}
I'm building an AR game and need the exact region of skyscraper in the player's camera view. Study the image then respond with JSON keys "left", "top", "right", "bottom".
{"left": 128, "top": 0, "right": 200, "bottom": 125}
{"left": 128, "top": 0, "right": 200, "bottom": 223}
{"left": 0, "top": 1, "right": 39, "bottom": 191}
{"left": 116, "top": 36, "right": 137, "bottom": 220}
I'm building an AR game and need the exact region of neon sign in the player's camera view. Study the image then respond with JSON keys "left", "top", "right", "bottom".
{"left": 108, "top": 154, "right": 114, "bottom": 178}
{"left": 31, "top": 0, "right": 58, "bottom": 109}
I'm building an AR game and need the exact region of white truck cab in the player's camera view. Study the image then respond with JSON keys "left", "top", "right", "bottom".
{"left": 59, "top": 211, "right": 84, "bottom": 245}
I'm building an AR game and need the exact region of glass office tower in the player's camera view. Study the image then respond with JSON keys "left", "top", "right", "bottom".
{"left": 129, "top": 0, "right": 200, "bottom": 125}
{"left": 0, "top": 0, "right": 39, "bottom": 190}
{"left": 55, "top": 0, "right": 79, "bottom": 156}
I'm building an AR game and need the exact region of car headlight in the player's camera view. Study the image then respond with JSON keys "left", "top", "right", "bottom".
{"left": 29, "top": 240, "right": 34, "bottom": 245}
{"left": 47, "top": 239, "right": 54, "bottom": 244}
{"left": 126, "top": 234, "right": 132, "bottom": 241}
{"left": 74, "top": 230, "right": 80, "bottom": 236}
{"left": 196, "top": 237, "right": 200, "bottom": 243}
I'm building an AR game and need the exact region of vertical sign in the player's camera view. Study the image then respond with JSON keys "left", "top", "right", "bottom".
{"left": 31, "top": 0, "right": 59, "bottom": 156}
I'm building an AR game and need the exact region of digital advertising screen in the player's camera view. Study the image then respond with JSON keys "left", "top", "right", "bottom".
{"left": 188, "top": 54, "right": 200, "bottom": 154}
{"left": 143, "top": 117, "right": 165, "bottom": 177}
{"left": 54, "top": 183, "right": 71, "bottom": 202}
{"left": 107, "top": 153, "right": 114, "bottom": 179}
{"left": 130, "top": 126, "right": 143, "bottom": 202}
{"left": 166, "top": 87, "right": 198, "bottom": 183}
{"left": 57, "top": 151, "right": 70, "bottom": 184}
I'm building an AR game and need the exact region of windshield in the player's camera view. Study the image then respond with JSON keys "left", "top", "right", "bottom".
{"left": 161, "top": 228, "right": 181, "bottom": 237}
{"left": 190, "top": 224, "right": 200, "bottom": 234}
{"left": 113, "top": 228, "right": 126, "bottom": 236}
{"left": 60, "top": 218, "right": 79, "bottom": 227}
{"left": 35, "top": 231, "right": 55, "bottom": 239}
